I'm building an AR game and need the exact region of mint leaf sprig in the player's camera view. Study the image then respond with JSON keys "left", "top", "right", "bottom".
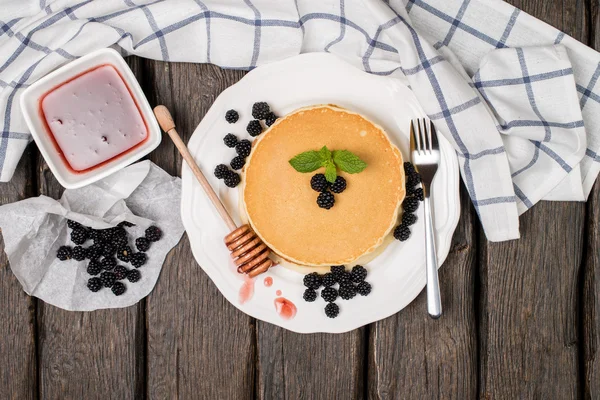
{"left": 289, "top": 146, "right": 367, "bottom": 183}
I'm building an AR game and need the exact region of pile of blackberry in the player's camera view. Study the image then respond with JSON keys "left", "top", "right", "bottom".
{"left": 393, "top": 162, "right": 424, "bottom": 242}
{"left": 311, "top": 173, "right": 347, "bottom": 210}
{"left": 216, "top": 102, "right": 279, "bottom": 188}
{"left": 302, "top": 265, "right": 371, "bottom": 318}
{"left": 56, "top": 220, "right": 162, "bottom": 296}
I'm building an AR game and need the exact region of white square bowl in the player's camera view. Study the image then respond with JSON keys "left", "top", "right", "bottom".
{"left": 20, "top": 48, "right": 161, "bottom": 189}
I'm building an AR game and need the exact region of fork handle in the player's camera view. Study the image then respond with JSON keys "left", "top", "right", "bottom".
{"left": 423, "top": 193, "right": 442, "bottom": 319}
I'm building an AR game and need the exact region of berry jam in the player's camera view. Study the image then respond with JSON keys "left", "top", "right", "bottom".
{"left": 40, "top": 64, "right": 148, "bottom": 172}
{"left": 238, "top": 276, "right": 255, "bottom": 304}
{"left": 263, "top": 276, "right": 273, "bottom": 287}
{"left": 274, "top": 297, "right": 297, "bottom": 320}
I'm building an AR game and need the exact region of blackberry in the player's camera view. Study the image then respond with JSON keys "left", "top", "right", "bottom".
{"left": 91, "top": 231, "right": 104, "bottom": 245}
{"left": 101, "top": 242, "right": 116, "bottom": 257}
{"left": 407, "top": 174, "right": 422, "bottom": 187}
{"left": 393, "top": 224, "right": 411, "bottom": 241}
{"left": 317, "top": 191, "right": 335, "bottom": 209}
{"left": 325, "top": 302, "right": 339, "bottom": 318}
{"left": 330, "top": 176, "right": 347, "bottom": 194}
{"left": 235, "top": 139, "right": 252, "bottom": 157}
{"left": 67, "top": 220, "right": 82, "bottom": 230}
{"left": 230, "top": 156, "right": 246, "bottom": 170}
{"left": 225, "top": 109, "right": 239, "bottom": 124}
{"left": 350, "top": 265, "right": 367, "bottom": 283}
{"left": 71, "top": 227, "right": 88, "bottom": 245}
{"left": 135, "top": 237, "right": 150, "bottom": 252}
{"left": 87, "top": 277, "right": 102, "bottom": 292}
{"left": 87, "top": 260, "right": 102, "bottom": 276}
{"left": 406, "top": 184, "right": 416, "bottom": 196}
{"left": 127, "top": 269, "right": 141, "bottom": 283}
{"left": 113, "top": 235, "right": 128, "bottom": 248}
{"left": 404, "top": 162, "right": 416, "bottom": 176}
{"left": 224, "top": 172, "right": 241, "bottom": 188}
{"left": 214, "top": 164, "right": 230, "bottom": 179}
{"left": 310, "top": 174, "right": 329, "bottom": 192}
{"left": 117, "top": 246, "right": 132, "bottom": 262}
{"left": 403, "top": 197, "right": 419, "bottom": 213}
{"left": 118, "top": 221, "right": 135, "bottom": 228}
{"left": 321, "top": 287, "right": 338, "bottom": 303}
{"left": 337, "top": 271, "right": 352, "bottom": 285}
{"left": 322, "top": 272, "right": 337, "bottom": 287}
{"left": 246, "top": 120, "right": 263, "bottom": 137}
{"left": 72, "top": 246, "right": 86, "bottom": 261}
{"left": 56, "top": 246, "right": 72, "bottom": 261}
{"left": 86, "top": 244, "right": 102, "bottom": 260}
{"left": 145, "top": 226, "right": 162, "bottom": 242}
{"left": 130, "top": 252, "right": 147, "bottom": 268}
{"left": 413, "top": 188, "right": 424, "bottom": 201}
{"left": 101, "top": 256, "right": 117, "bottom": 271}
{"left": 113, "top": 265, "right": 128, "bottom": 280}
{"left": 356, "top": 281, "right": 372, "bottom": 296}
{"left": 331, "top": 265, "right": 346, "bottom": 275}
{"left": 401, "top": 213, "right": 417, "bottom": 226}
{"left": 265, "top": 112, "right": 278, "bottom": 127}
{"left": 303, "top": 272, "right": 322, "bottom": 289}
{"left": 100, "top": 271, "right": 116, "bottom": 288}
{"left": 112, "top": 226, "right": 127, "bottom": 238}
{"left": 111, "top": 281, "right": 126, "bottom": 296}
{"left": 251, "top": 102, "right": 270, "bottom": 120}
{"left": 223, "top": 133, "right": 238, "bottom": 148}
{"left": 303, "top": 288, "right": 317, "bottom": 302}
{"left": 339, "top": 283, "right": 356, "bottom": 300}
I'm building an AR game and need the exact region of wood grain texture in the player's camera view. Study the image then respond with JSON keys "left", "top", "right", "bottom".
{"left": 142, "top": 61, "right": 256, "bottom": 399}
{"left": 478, "top": 2, "right": 587, "bottom": 399}
{"left": 36, "top": 57, "right": 144, "bottom": 400}
{"left": 368, "top": 185, "right": 477, "bottom": 400}
{"left": 0, "top": 149, "right": 37, "bottom": 400}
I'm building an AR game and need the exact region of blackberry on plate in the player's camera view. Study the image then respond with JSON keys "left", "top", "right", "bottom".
{"left": 100, "top": 271, "right": 116, "bottom": 288}
{"left": 246, "top": 120, "right": 263, "bottom": 137}
{"left": 87, "top": 277, "right": 103, "bottom": 292}
{"left": 86, "top": 244, "right": 102, "bottom": 260}
{"left": 407, "top": 173, "right": 422, "bottom": 187}
{"left": 87, "top": 260, "right": 102, "bottom": 276}
{"left": 330, "top": 176, "right": 347, "bottom": 194}
{"left": 114, "top": 265, "right": 128, "bottom": 280}
{"left": 337, "top": 271, "right": 352, "bottom": 285}
{"left": 265, "top": 112, "right": 278, "bottom": 127}
{"left": 101, "top": 242, "right": 116, "bottom": 257}
{"left": 214, "top": 164, "right": 229, "bottom": 179}
{"left": 321, "top": 287, "right": 338, "bottom": 303}
{"left": 225, "top": 109, "right": 239, "bottom": 124}
{"left": 56, "top": 246, "right": 72, "bottom": 261}
{"left": 406, "top": 184, "right": 416, "bottom": 196}
{"left": 310, "top": 174, "right": 329, "bottom": 192}
{"left": 117, "top": 246, "right": 132, "bottom": 262}
{"left": 101, "top": 256, "right": 117, "bottom": 271}
{"left": 403, "top": 197, "right": 419, "bottom": 213}
{"left": 230, "top": 156, "right": 245, "bottom": 170}
{"left": 223, "top": 133, "right": 238, "bottom": 148}
{"left": 92, "top": 232, "right": 105, "bottom": 245}
{"left": 339, "top": 283, "right": 356, "bottom": 300}
{"left": 393, "top": 224, "right": 410, "bottom": 241}
{"left": 113, "top": 226, "right": 127, "bottom": 238}
{"left": 357, "top": 281, "right": 372, "bottom": 296}
{"left": 235, "top": 139, "right": 252, "bottom": 157}
{"left": 350, "top": 265, "right": 367, "bottom": 283}
{"left": 145, "top": 226, "right": 162, "bottom": 242}
{"left": 303, "top": 272, "right": 322, "bottom": 289}
{"left": 251, "top": 102, "right": 270, "bottom": 120}
{"left": 72, "top": 246, "right": 86, "bottom": 261}
{"left": 113, "top": 235, "right": 128, "bottom": 248}
{"left": 224, "top": 172, "right": 241, "bottom": 188}
{"left": 413, "top": 188, "right": 424, "bottom": 201}
{"left": 325, "top": 302, "right": 339, "bottom": 318}
{"left": 404, "top": 162, "right": 416, "bottom": 175}
{"left": 402, "top": 213, "right": 417, "bottom": 226}
{"left": 317, "top": 191, "right": 335, "bottom": 209}
{"left": 331, "top": 265, "right": 346, "bottom": 276}
{"left": 130, "top": 252, "right": 147, "bottom": 268}
{"left": 118, "top": 221, "right": 135, "bottom": 228}
{"left": 71, "top": 227, "right": 88, "bottom": 245}
{"left": 67, "top": 220, "right": 82, "bottom": 230}
{"left": 322, "top": 272, "right": 337, "bottom": 287}
{"left": 135, "top": 237, "right": 150, "bottom": 252}
{"left": 127, "top": 269, "right": 141, "bottom": 283}
{"left": 111, "top": 281, "right": 126, "bottom": 296}
{"left": 303, "top": 288, "right": 317, "bottom": 302}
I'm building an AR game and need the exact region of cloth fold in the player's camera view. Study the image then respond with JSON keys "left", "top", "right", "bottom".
{"left": 2, "top": 0, "right": 600, "bottom": 242}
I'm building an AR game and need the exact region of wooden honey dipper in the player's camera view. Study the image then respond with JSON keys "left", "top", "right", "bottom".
{"left": 154, "top": 105, "right": 274, "bottom": 278}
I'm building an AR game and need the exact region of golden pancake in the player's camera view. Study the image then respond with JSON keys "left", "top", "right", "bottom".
{"left": 242, "top": 105, "right": 405, "bottom": 267}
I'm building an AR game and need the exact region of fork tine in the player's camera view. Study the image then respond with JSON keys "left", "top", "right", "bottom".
{"left": 422, "top": 118, "right": 430, "bottom": 153}
{"left": 414, "top": 119, "right": 422, "bottom": 153}
{"left": 429, "top": 120, "right": 439, "bottom": 150}
{"left": 418, "top": 119, "right": 427, "bottom": 154}
{"left": 410, "top": 120, "right": 416, "bottom": 153}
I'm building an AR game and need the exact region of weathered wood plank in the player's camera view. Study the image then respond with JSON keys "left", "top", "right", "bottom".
{"left": 0, "top": 149, "right": 37, "bottom": 399}
{"left": 36, "top": 57, "right": 144, "bottom": 400}
{"left": 478, "top": 1, "right": 587, "bottom": 398}
{"left": 368, "top": 185, "right": 477, "bottom": 399}
{"left": 142, "top": 61, "right": 256, "bottom": 399}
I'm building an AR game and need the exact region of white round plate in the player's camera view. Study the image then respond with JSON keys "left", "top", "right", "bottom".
{"left": 181, "top": 53, "right": 460, "bottom": 333}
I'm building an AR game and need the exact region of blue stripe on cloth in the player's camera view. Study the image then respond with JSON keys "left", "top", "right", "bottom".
{"left": 457, "top": 146, "right": 505, "bottom": 160}
{"left": 243, "top": 0, "right": 261, "bottom": 69}
{"left": 402, "top": 55, "right": 444, "bottom": 75}
{"left": 498, "top": 8, "right": 519, "bottom": 46}
{"left": 0, "top": 19, "right": 22, "bottom": 37}
{"left": 533, "top": 141, "right": 572, "bottom": 172}
{"left": 0, "top": 19, "right": 76, "bottom": 59}
{"left": 576, "top": 84, "right": 600, "bottom": 105}
{"left": 428, "top": 96, "right": 480, "bottom": 120}
{"left": 325, "top": 0, "right": 345, "bottom": 52}
{"left": 474, "top": 68, "right": 573, "bottom": 88}
{"left": 439, "top": 0, "right": 471, "bottom": 47}
{"left": 586, "top": 148, "right": 600, "bottom": 161}
{"left": 472, "top": 196, "right": 516, "bottom": 206}
{"left": 580, "top": 62, "right": 600, "bottom": 109}
{"left": 513, "top": 183, "right": 533, "bottom": 208}
{"left": 511, "top": 145, "right": 540, "bottom": 178}
{"left": 363, "top": 17, "right": 402, "bottom": 72}
{"left": 500, "top": 119, "right": 584, "bottom": 130}
{"left": 193, "top": 0, "right": 211, "bottom": 63}
{"left": 555, "top": 32, "right": 565, "bottom": 44}
{"left": 124, "top": 0, "right": 170, "bottom": 61}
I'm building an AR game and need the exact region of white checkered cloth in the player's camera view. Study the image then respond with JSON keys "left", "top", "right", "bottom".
{"left": 1, "top": 0, "right": 599, "bottom": 241}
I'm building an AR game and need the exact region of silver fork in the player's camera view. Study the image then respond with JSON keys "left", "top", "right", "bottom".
{"left": 410, "top": 118, "right": 442, "bottom": 319}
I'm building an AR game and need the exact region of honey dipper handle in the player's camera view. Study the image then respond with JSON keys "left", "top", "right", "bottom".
{"left": 154, "top": 105, "right": 237, "bottom": 231}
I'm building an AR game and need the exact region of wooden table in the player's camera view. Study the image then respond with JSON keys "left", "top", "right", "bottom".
{"left": 1, "top": 1, "right": 599, "bottom": 398}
